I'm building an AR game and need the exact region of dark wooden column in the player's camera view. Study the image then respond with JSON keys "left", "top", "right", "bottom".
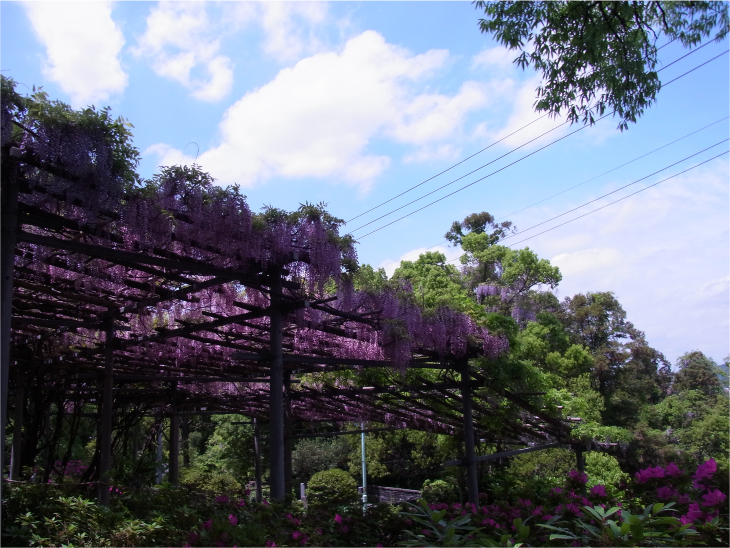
{"left": 181, "top": 418, "right": 190, "bottom": 468}
{"left": 284, "top": 369, "right": 293, "bottom": 501}
{"left": 253, "top": 417, "right": 262, "bottom": 502}
{"left": 269, "top": 267, "right": 285, "bottom": 501}
{"left": 461, "top": 360, "right": 479, "bottom": 508}
{"left": 1, "top": 153, "right": 19, "bottom": 478}
{"left": 9, "top": 367, "right": 24, "bottom": 479}
{"left": 99, "top": 318, "right": 115, "bottom": 505}
{"left": 169, "top": 382, "right": 179, "bottom": 485}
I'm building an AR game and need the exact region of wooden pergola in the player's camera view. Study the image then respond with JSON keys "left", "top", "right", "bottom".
{"left": 1, "top": 144, "right": 571, "bottom": 508}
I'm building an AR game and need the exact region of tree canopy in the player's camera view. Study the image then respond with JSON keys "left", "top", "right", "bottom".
{"left": 474, "top": 1, "right": 729, "bottom": 130}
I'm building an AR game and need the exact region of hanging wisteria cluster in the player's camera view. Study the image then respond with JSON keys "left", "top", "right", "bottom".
{"left": 4, "top": 75, "right": 512, "bottom": 435}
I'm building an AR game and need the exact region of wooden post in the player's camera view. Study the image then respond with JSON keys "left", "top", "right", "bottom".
{"left": 1, "top": 154, "right": 19, "bottom": 478}
{"left": 169, "top": 382, "right": 179, "bottom": 485}
{"left": 461, "top": 360, "right": 479, "bottom": 508}
{"left": 254, "top": 417, "right": 262, "bottom": 502}
{"left": 132, "top": 422, "right": 139, "bottom": 467}
{"left": 156, "top": 424, "right": 163, "bottom": 485}
{"left": 181, "top": 417, "right": 190, "bottom": 467}
{"left": 9, "top": 367, "right": 24, "bottom": 479}
{"left": 98, "top": 318, "right": 115, "bottom": 505}
{"left": 269, "top": 268, "right": 285, "bottom": 501}
{"left": 284, "top": 369, "right": 293, "bottom": 501}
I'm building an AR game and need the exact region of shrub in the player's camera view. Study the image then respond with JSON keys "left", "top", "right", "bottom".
{"left": 306, "top": 468, "right": 358, "bottom": 509}
{"left": 421, "top": 479, "right": 459, "bottom": 503}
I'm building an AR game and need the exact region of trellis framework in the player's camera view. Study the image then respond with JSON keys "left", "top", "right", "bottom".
{"left": 1, "top": 118, "right": 571, "bottom": 508}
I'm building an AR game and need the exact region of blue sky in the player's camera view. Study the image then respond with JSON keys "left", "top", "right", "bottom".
{"left": 2, "top": 1, "right": 729, "bottom": 367}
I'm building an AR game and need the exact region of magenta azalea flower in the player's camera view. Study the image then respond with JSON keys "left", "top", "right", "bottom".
{"left": 665, "top": 462, "right": 682, "bottom": 476}
{"left": 590, "top": 485, "right": 607, "bottom": 497}
{"left": 334, "top": 514, "right": 342, "bottom": 524}
{"left": 244, "top": 488, "right": 251, "bottom": 496}
{"left": 202, "top": 519, "right": 212, "bottom": 530}
{"left": 693, "top": 458, "right": 717, "bottom": 481}
{"left": 229, "top": 514, "right": 238, "bottom": 526}
{"left": 292, "top": 531, "right": 302, "bottom": 540}
{"left": 262, "top": 500, "right": 269, "bottom": 505}
{"left": 569, "top": 469, "right": 588, "bottom": 484}
{"left": 215, "top": 495, "right": 230, "bottom": 503}
{"left": 656, "top": 486, "right": 678, "bottom": 500}
{"left": 238, "top": 499, "right": 246, "bottom": 507}
{"left": 702, "top": 489, "right": 727, "bottom": 507}
{"left": 265, "top": 541, "right": 277, "bottom": 547}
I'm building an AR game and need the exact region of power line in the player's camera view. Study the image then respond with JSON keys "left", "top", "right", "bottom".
{"left": 382, "top": 115, "right": 728, "bottom": 269}
{"left": 346, "top": 39, "right": 704, "bottom": 227}
{"left": 349, "top": 117, "right": 570, "bottom": 232}
{"left": 353, "top": 51, "right": 729, "bottom": 240}
{"left": 503, "top": 150, "right": 729, "bottom": 248}
{"left": 497, "top": 138, "right": 730, "bottom": 243}
{"left": 345, "top": 114, "right": 550, "bottom": 224}
{"left": 494, "top": 115, "right": 729, "bottom": 222}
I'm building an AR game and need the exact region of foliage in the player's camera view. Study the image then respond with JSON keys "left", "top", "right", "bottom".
{"left": 422, "top": 479, "right": 461, "bottom": 504}
{"left": 672, "top": 350, "right": 724, "bottom": 396}
{"left": 306, "top": 468, "right": 359, "bottom": 510}
{"left": 292, "top": 436, "right": 351, "bottom": 484}
{"left": 474, "top": 1, "right": 729, "bottom": 130}
{"left": 445, "top": 211, "right": 516, "bottom": 248}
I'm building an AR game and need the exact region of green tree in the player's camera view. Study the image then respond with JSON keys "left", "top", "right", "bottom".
{"left": 672, "top": 350, "right": 724, "bottom": 396}
{"left": 392, "top": 251, "right": 472, "bottom": 313}
{"left": 474, "top": 1, "right": 729, "bottom": 130}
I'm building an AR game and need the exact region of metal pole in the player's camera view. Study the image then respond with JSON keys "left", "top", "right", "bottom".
{"left": 361, "top": 421, "right": 367, "bottom": 506}
{"left": 254, "top": 418, "right": 262, "bottom": 502}
{"left": 9, "top": 367, "right": 24, "bottom": 479}
{"left": 98, "top": 319, "right": 115, "bottom": 505}
{"left": 269, "top": 267, "right": 285, "bottom": 501}
{"left": 1, "top": 154, "right": 19, "bottom": 478}
{"left": 461, "top": 361, "right": 478, "bottom": 508}
{"left": 169, "top": 382, "right": 179, "bottom": 485}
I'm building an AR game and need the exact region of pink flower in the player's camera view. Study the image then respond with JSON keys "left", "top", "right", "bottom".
{"left": 238, "top": 499, "right": 246, "bottom": 507}
{"left": 569, "top": 469, "right": 588, "bottom": 484}
{"left": 678, "top": 493, "right": 691, "bottom": 504}
{"left": 656, "top": 486, "right": 678, "bottom": 501}
{"left": 665, "top": 462, "right": 682, "bottom": 477}
{"left": 265, "top": 541, "right": 277, "bottom": 547}
{"left": 550, "top": 487, "right": 562, "bottom": 495}
{"left": 702, "top": 489, "right": 727, "bottom": 507}
{"left": 683, "top": 502, "right": 704, "bottom": 523}
{"left": 244, "top": 488, "right": 251, "bottom": 496}
{"left": 542, "top": 514, "right": 555, "bottom": 521}
{"left": 202, "top": 519, "right": 212, "bottom": 530}
{"left": 421, "top": 529, "right": 430, "bottom": 536}
{"left": 262, "top": 499, "right": 269, "bottom": 506}
{"left": 292, "top": 531, "right": 302, "bottom": 540}
{"left": 518, "top": 498, "right": 533, "bottom": 507}
{"left": 590, "top": 485, "right": 607, "bottom": 497}
{"left": 693, "top": 458, "right": 717, "bottom": 481}
{"left": 215, "top": 495, "right": 230, "bottom": 503}
{"left": 229, "top": 514, "right": 238, "bottom": 526}
{"left": 334, "top": 514, "right": 342, "bottom": 524}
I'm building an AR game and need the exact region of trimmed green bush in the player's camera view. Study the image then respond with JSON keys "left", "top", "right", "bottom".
{"left": 306, "top": 468, "right": 358, "bottom": 509}
{"left": 421, "top": 479, "right": 459, "bottom": 503}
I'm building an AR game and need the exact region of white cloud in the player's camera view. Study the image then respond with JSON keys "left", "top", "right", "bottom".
{"left": 132, "top": 2, "right": 233, "bottom": 102}
{"left": 529, "top": 160, "right": 730, "bottom": 364}
{"left": 23, "top": 1, "right": 127, "bottom": 108}
{"left": 147, "top": 31, "right": 491, "bottom": 191}
{"left": 403, "top": 144, "right": 462, "bottom": 164}
{"left": 259, "top": 2, "right": 328, "bottom": 62}
{"left": 471, "top": 46, "right": 517, "bottom": 72}
{"left": 379, "top": 244, "right": 462, "bottom": 278}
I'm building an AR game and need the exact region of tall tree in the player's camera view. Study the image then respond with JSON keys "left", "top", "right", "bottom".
{"left": 474, "top": 1, "right": 729, "bottom": 130}
{"left": 672, "top": 350, "right": 724, "bottom": 396}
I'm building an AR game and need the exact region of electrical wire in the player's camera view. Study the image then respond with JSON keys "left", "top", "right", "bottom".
{"left": 345, "top": 114, "right": 550, "bottom": 223}
{"left": 353, "top": 50, "right": 729, "bottom": 240}
{"left": 503, "top": 150, "right": 729, "bottom": 248}
{"left": 346, "top": 38, "right": 701, "bottom": 227}
{"left": 498, "top": 138, "right": 729, "bottom": 243}
{"left": 381, "top": 114, "right": 728, "bottom": 268}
